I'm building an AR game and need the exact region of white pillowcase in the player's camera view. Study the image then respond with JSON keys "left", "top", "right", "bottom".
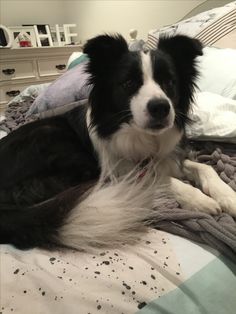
{"left": 186, "top": 92, "right": 236, "bottom": 143}
{"left": 197, "top": 47, "right": 236, "bottom": 100}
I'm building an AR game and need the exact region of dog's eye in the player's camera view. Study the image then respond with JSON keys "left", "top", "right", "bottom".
{"left": 167, "top": 79, "right": 174, "bottom": 88}
{"left": 122, "top": 79, "right": 134, "bottom": 90}
{"left": 163, "top": 79, "right": 175, "bottom": 92}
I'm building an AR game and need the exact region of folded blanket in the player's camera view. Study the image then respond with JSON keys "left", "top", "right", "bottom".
{"left": 1, "top": 98, "right": 236, "bottom": 262}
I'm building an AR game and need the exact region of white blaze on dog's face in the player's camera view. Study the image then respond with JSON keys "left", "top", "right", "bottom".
{"left": 130, "top": 51, "right": 175, "bottom": 132}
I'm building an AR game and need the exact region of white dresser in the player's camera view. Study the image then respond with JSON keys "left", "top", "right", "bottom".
{"left": 0, "top": 45, "right": 83, "bottom": 114}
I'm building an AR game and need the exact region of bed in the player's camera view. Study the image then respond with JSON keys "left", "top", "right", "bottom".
{"left": 1, "top": 1, "right": 236, "bottom": 314}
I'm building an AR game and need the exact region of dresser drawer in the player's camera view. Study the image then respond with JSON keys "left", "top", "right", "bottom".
{"left": 37, "top": 57, "right": 68, "bottom": 77}
{"left": 0, "top": 61, "right": 35, "bottom": 82}
{"left": 0, "top": 84, "right": 28, "bottom": 104}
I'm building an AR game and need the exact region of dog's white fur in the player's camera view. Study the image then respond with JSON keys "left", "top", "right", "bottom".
{"left": 60, "top": 117, "right": 182, "bottom": 251}
{"left": 60, "top": 162, "right": 167, "bottom": 251}
{"left": 175, "top": 159, "right": 236, "bottom": 216}
{"left": 131, "top": 52, "right": 175, "bottom": 131}
{"left": 60, "top": 52, "right": 236, "bottom": 251}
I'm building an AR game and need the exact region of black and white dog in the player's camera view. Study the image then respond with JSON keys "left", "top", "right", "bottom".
{"left": 0, "top": 34, "right": 235, "bottom": 250}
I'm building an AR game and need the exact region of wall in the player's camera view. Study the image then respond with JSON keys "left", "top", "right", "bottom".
{"left": 0, "top": 0, "right": 211, "bottom": 43}
{"left": 65, "top": 0, "right": 206, "bottom": 43}
{"left": 0, "top": 0, "right": 67, "bottom": 26}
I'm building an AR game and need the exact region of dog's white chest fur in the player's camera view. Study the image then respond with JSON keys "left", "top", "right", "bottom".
{"left": 88, "top": 111, "right": 182, "bottom": 176}
{"left": 108, "top": 124, "right": 182, "bottom": 161}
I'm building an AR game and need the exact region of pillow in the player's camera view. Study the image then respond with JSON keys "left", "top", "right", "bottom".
{"left": 197, "top": 47, "right": 236, "bottom": 100}
{"left": 186, "top": 92, "right": 236, "bottom": 143}
{"left": 67, "top": 52, "right": 89, "bottom": 70}
{"left": 37, "top": 99, "right": 88, "bottom": 119}
{"left": 146, "top": 1, "right": 236, "bottom": 49}
{"left": 27, "top": 62, "right": 92, "bottom": 116}
{"left": 213, "top": 28, "right": 236, "bottom": 49}
{"left": 195, "top": 2, "right": 236, "bottom": 47}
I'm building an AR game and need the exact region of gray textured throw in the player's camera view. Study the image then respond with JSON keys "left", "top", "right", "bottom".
{"left": 154, "top": 207, "right": 236, "bottom": 263}
{"left": 0, "top": 98, "right": 37, "bottom": 134}
{"left": 153, "top": 143, "right": 236, "bottom": 263}
{"left": 1, "top": 99, "right": 236, "bottom": 262}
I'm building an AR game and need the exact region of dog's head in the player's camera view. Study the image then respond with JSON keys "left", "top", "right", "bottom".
{"left": 84, "top": 34, "right": 202, "bottom": 138}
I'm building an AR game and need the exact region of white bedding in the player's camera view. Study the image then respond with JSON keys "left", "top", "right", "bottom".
{"left": 1, "top": 230, "right": 236, "bottom": 314}
{"left": 186, "top": 92, "right": 236, "bottom": 142}
{"left": 197, "top": 47, "right": 236, "bottom": 100}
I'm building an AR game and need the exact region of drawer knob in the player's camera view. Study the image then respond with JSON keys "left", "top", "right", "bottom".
{"left": 2, "top": 68, "right": 16, "bottom": 75}
{"left": 6, "top": 90, "right": 21, "bottom": 97}
{"left": 55, "top": 64, "right": 66, "bottom": 70}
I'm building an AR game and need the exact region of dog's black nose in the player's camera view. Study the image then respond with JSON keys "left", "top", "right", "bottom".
{"left": 147, "top": 99, "right": 170, "bottom": 120}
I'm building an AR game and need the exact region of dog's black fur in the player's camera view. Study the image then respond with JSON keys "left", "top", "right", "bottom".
{"left": 0, "top": 34, "right": 202, "bottom": 250}
{"left": 0, "top": 106, "right": 99, "bottom": 249}
{"left": 0, "top": 106, "right": 99, "bottom": 205}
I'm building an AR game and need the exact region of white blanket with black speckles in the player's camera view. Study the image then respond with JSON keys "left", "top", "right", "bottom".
{"left": 1, "top": 230, "right": 235, "bottom": 314}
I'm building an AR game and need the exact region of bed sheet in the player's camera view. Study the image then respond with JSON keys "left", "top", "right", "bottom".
{"left": 1, "top": 230, "right": 235, "bottom": 314}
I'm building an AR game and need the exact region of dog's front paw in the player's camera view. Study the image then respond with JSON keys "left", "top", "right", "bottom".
{"left": 210, "top": 185, "right": 236, "bottom": 217}
{"left": 180, "top": 189, "right": 222, "bottom": 215}
{"left": 170, "top": 178, "right": 222, "bottom": 215}
{"left": 203, "top": 179, "right": 236, "bottom": 217}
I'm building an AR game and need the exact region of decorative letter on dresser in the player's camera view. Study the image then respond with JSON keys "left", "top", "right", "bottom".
{"left": 0, "top": 45, "right": 82, "bottom": 114}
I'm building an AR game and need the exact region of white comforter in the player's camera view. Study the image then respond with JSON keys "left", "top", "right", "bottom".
{"left": 2, "top": 229, "right": 235, "bottom": 314}
{"left": 186, "top": 92, "right": 236, "bottom": 143}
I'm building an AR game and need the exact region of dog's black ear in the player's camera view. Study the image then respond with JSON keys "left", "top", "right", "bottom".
{"left": 158, "top": 35, "right": 203, "bottom": 62}
{"left": 158, "top": 35, "right": 203, "bottom": 126}
{"left": 84, "top": 34, "right": 129, "bottom": 76}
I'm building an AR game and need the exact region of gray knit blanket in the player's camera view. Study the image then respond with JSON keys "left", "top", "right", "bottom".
{"left": 1, "top": 99, "right": 236, "bottom": 262}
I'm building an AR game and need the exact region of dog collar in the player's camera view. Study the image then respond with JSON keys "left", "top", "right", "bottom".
{"left": 137, "top": 157, "right": 153, "bottom": 179}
